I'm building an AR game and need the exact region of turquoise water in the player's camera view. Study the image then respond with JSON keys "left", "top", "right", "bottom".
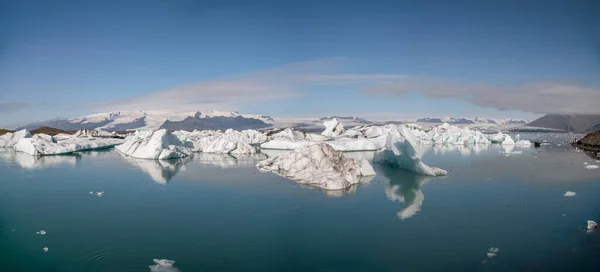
{"left": 1, "top": 138, "right": 600, "bottom": 271}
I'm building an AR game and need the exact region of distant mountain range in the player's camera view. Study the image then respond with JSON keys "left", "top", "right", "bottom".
{"left": 16, "top": 111, "right": 275, "bottom": 131}
{"left": 15, "top": 110, "right": 561, "bottom": 132}
{"left": 415, "top": 117, "right": 528, "bottom": 125}
{"left": 525, "top": 114, "right": 600, "bottom": 133}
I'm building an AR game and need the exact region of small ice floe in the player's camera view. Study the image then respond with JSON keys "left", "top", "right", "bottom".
{"left": 588, "top": 220, "right": 598, "bottom": 230}
{"left": 149, "top": 259, "right": 180, "bottom": 272}
{"left": 564, "top": 191, "right": 577, "bottom": 197}
{"left": 36, "top": 230, "right": 46, "bottom": 235}
{"left": 487, "top": 247, "right": 499, "bottom": 258}
{"left": 583, "top": 162, "right": 588, "bottom": 165}
{"left": 42, "top": 247, "right": 48, "bottom": 252}
{"left": 562, "top": 214, "right": 567, "bottom": 217}
{"left": 585, "top": 165, "right": 599, "bottom": 169}
{"left": 89, "top": 191, "right": 93, "bottom": 195}
{"left": 96, "top": 191, "right": 104, "bottom": 197}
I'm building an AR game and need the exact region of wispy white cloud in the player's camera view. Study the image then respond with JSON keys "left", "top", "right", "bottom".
{"left": 90, "top": 58, "right": 405, "bottom": 112}
{"left": 363, "top": 77, "right": 600, "bottom": 115}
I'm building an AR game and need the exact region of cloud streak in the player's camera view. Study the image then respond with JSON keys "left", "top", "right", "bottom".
{"left": 90, "top": 58, "right": 404, "bottom": 112}
{"left": 0, "top": 102, "right": 28, "bottom": 114}
{"left": 363, "top": 77, "right": 600, "bottom": 115}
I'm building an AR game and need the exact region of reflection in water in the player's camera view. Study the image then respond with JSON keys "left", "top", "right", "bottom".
{"left": 380, "top": 166, "right": 431, "bottom": 220}
{"left": 121, "top": 156, "right": 189, "bottom": 184}
{"left": 0, "top": 150, "right": 80, "bottom": 169}
{"left": 193, "top": 153, "right": 268, "bottom": 168}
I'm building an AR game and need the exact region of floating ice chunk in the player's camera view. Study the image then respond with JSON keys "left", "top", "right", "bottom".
{"left": 256, "top": 143, "right": 375, "bottom": 190}
{"left": 96, "top": 191, "right": 104, "bottom": 197}
{"left": 489, "top": 247, "right": 499, "bottom": 253}
{"left": 564, "top": 191, "right": 577, "bottom": 197}
{"left": 269, "top": 128, "right": 306, "bottom": 141}
{"left": 585, "top": 165, "right": 599, "bottom": 169}
{"left": 321, "top": 118, "right": 345, "bottom": 138}
{"left": 373, "top": 125, "right": 447, "bottom": 176}
{"left": 583, "top": 162, "right": 588, "bottom": 165}
{"left": 501, "top": 135, "right": 515, "bottom": 145}
{"left": 515, "top": 140, "right": 531, "bottom": 148}
{"left": 488, "top": 132, "right": 505, "bottom": 143}
{"left": 89, "top": 191, "right": 93, "bottom": 195}
{"left": 588, "top": 220, "right": 597, "bottom": 230}
{"left": 149, "top": 259, "right": 180, "bottom": 272}
{"left": 487, "top": 253, "right": 497, "bottom": 258}
{"left": 36, "top": 230, "right": 46, "bottom": 235}
{"left": 15, "top": 135, "right": 123, "bottom": 156}
{"left": 42, "top": 247, "right": 48, "bottom": 252}
{"left": 0, "top": 129, "right": 31, "bottom": 148}
{"left": 115, "top": 129, "right": 192, "bottom": 160}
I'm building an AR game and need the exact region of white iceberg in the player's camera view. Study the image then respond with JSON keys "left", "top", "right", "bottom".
{"left": 180, "top": 129, "right": 264, "bottom": 154}
{"left": 489, "top": 132, "right": 506, "bottom": 143}
{"left": 115, "top": 129, "right": 192, "bottom": 159}
{"left": 325, "top": 138, "right": 378, "bottom": 152}
{"left": 515, "top": 140, "right": 532, "bottom": 148}
{"left": 15, "top": 134, "right": 123, "bottom": 156}
{"left": 0, "top": 129, "right": 31, "bottom": 148}
{"left": 588, "top": 220, "right": 598, "bottom": 230}
{"left": 321, "top": 118, "right": 345, "bottom": 138}
{"left": 501, "top": 135, "right": 515, "bottom": 145}
{"left": 260, "top": 139, "right": 316, "bottom": 150}
{"left": 373, "top": 125, "right": 447, "bottom": 176}
{"left": 256, "top": 143, "right": 375, "bottom": 190}
{"left": 585, "top": 165, "right": 599, "bottom": 169}
{"left": 149, "top": 259, "right": 180, "bottom": 272}
{"left": 564, "top": 191, "right": 577, "bottom": 197}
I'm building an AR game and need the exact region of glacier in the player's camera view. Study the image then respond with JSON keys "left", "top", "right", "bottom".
{"left": 256, "top": 143, "right": 376, "bottom": 190}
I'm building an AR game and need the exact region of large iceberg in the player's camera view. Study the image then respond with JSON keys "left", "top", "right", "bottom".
{"left": 115, "top": 129, "right": 192, "bottom": 159}
{"left": 321, "top": 118, "right": 345, "bottom": 138}
{"left": 15, "top": 134, "right": 123, "bottom": 156}
{"left": 256, "top": 143, "right": 376, "bottom": 190}
{"left": 373, "top": 125, "right": 447, "bottom": 176}
{"left": 0, "top": 130, "right": 32, "bottom": 148}
{"left": 178, "top": 129, "right": 264, "bottom": 154}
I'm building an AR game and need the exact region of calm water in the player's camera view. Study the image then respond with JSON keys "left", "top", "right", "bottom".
{"left": 1, "top": 133, "right": 600, "bottom": 272}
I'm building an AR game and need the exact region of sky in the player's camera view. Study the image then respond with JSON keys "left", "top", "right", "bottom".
{"left": 0, "top": 0, "right": 598, "bottom": 128}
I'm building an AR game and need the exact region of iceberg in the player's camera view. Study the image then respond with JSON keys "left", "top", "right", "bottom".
{"left": 501, "top": 135, "right": 516, "bottom": 145}
{"left": 0, "top": 129, "right": 32, "bottom": 148}
{"left": 321, "top": 118, "right": 345, "bottom": 138}
{"left": 149, "top": 259, "right": 180, "bottom": 272}
{"left": 179, "top": 129, "right": 264, "bottom": 154}
{"left": 564, "top": 191, "right": 577, "bottom": 197}
{"left": 193, "top": 153, "right": 268, "bottom": 168}
{"left": 256, "top": 143, "right": 375, "bottom": 190}
{"left": 115, "top": 129, "right": 192, "bottom": 159}
{"left": 515, "top": 140, "right": 532, "bottom": 148}
{"left": 15, "top": 134, "right": 123, "bottom": 156}
{"left": 373, "top": 125, "right": 447, "bottom": 176}
{"left": 325, "top": 138, "right": 378, "bottom": 151}
{"left": 260, "top": 139, "right": 315, "bottom": 150}
{"left": 589, "top": 220, "right": 598, "bottom": 230}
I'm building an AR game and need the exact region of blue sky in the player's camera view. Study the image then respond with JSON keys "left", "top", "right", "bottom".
{"left": 0, "top": 0, "right": 598, "bottom": 127}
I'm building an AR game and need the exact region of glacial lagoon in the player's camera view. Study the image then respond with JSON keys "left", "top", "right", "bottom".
{"left": 1, "top": 133, "right": 600, "bottom": 271}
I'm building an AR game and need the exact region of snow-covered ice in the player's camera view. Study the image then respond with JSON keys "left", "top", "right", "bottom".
{"left": 373, "top": 125, "right": 447, "bottom": 176}
{"left": 115, "top": 129, "right": 192, "bottom": 159}
{"left": 321, "top": 118, "right": 345, "bottom": 138}
{"left": 564, "top": 191, "right": 577, "bottom": 197}
{"left": 588, "top": 220, "right": 597, "bottom": 230}
{"left": 515, "top": 140, "right": 532, "bottom": 148}
{"left": 15, "top": 134, "right": 123, "bottom": 156}
{"left": 42, "top": 247, "right": 48, "bottom": 252}
{"left": 0, "top": 130, "right": 32, "bottom": 148}
{"left": 149, "top": 259, "right": 180, "bottom": 272}
{"left": 256, "top": 143, "right": 375, "bottom": 190}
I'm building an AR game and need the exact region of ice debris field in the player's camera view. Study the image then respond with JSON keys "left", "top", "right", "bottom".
{"left": 1, "top": 118, "right": 555, "bottom": 191}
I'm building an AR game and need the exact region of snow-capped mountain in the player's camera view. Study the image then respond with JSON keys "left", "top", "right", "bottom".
{"left": 415, "top": 117, "right": 527, "bottom": 125}
{"left": 17, "top": 110, "right": 275, "bottom": 131}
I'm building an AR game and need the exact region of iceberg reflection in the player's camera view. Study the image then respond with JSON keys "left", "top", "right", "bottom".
{"left": 1, "top": 150, "right": 80, "bottom": 169}
{"left": 380, "top": 166, "right": 431, "bottom": 220}
{"left": 431, "top": 144, "right": 489, "bottom": 156}
{"left": 121, "top": 155, "right": 189, "bottom": 184}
